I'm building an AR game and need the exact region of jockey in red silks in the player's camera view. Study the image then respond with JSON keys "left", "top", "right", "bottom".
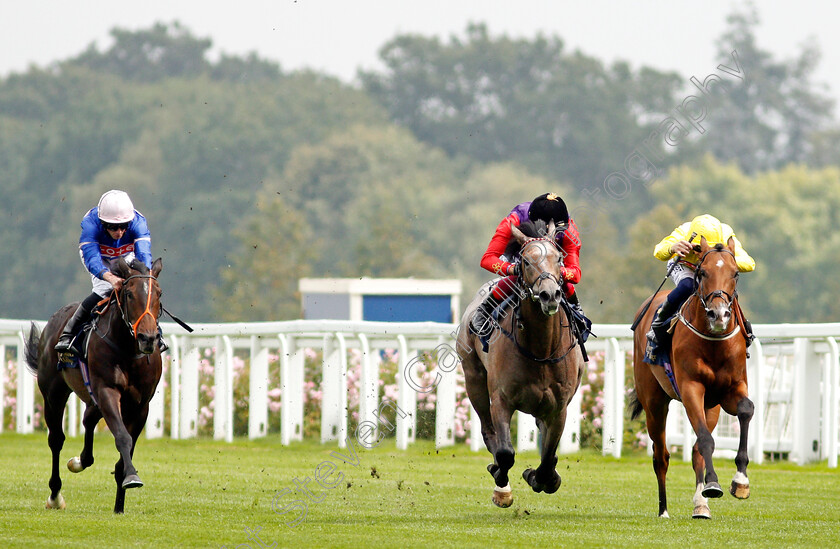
{"left": 471, "top": 192, "right": 591, "bottom": 343}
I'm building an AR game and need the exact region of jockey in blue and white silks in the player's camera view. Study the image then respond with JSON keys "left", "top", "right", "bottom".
{"left": 56, "top": 190, "right": 164, "bottom": 356}
{"left": 79, "top": 202, "right": 152, "bottom": 298}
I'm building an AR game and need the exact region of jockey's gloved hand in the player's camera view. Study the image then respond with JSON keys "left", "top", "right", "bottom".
{"left": 507, "top": 263, "right": 520, "bottom": 277}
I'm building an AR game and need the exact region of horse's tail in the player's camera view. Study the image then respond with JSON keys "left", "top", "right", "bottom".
{"left": 627, "top": 389, "right": 644, "bottom": 420}
{"left": 24, "top": 322, "right": 41, "bottom": 377}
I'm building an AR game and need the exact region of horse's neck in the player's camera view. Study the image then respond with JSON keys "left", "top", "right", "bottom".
{"left": 517, "top": 300, "right": 566, "bottom": 354}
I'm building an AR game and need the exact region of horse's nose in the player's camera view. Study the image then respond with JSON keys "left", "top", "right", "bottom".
{"left": 539, "top": 290, "right": 553, "bottom": 304}
{"left": 722, "top": 310, "right": 731, "bottom": 323}
{"left": 136, "top": 332, "right": 156, "bottom": 354}
{"left": 555, "top": 289, "right": 563, "bottom": 302}
{"left": 706, "top": 309, "right": 717, "bottom": 322}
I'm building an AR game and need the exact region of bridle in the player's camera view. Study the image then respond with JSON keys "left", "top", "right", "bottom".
{"left": 678, "top": 246, "right": 741, "bottom": 341}
{"left": 517, "top": 238, "right": 563, "bottom": 302}
{"left": 114, "top": 274, "right": 161, "bottom": 339}
{"left": 495, "top": 236, "right": 578, "bottom": 363}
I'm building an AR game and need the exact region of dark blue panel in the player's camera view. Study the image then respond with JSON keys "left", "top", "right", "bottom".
{"left": 363, "top": 295, "right": 452, "bottom": 322}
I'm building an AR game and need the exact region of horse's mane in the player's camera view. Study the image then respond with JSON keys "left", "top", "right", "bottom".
{"left": 109, "top": 259, "right": 149, "bottom": 276}
{"left": 504, "top": 220, "right": 549, "bottom": 258}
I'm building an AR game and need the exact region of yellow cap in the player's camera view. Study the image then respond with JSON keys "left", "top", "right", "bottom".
{"left": 688, "top": 214, "right": 724, "bottom": 245}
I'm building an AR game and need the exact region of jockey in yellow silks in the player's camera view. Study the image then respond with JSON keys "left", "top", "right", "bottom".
{"left": 646, "top": 214, "right": 755, "bottom": 347}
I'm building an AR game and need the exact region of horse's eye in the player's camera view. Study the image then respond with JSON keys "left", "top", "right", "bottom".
{"left": 734, "top": 272, "right": 740, "bottom": 280}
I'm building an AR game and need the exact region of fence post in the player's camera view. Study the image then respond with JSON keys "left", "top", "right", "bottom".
{"left": 396, "top": 334, "right": 417, "bottom": 450}
{"left": 279, "top": 334, "right": 304, "bottom": 445}
{"left": 169, "top": 337, "right": 181, "bottom": 440}
{"left": 321, "top": 333, "right": 348, "bottom": 447}
{"left": 435, "top": 337, "right": 456, "bottom": 448}
{"left": 792, "top": 338, "right": 821, "bottom": 464}
{"left": 357, "top": 334, "right": 379, "bottom": 433}
{"left": 825, "top": 337, "right": 838, "bottom": 468}
{"left": 748, "top": 339, "right": 764, "bottom": 464}
{"left": 16, "top": 332, "right": 33, "bottom": 434}
{"left": 249, "top": 335, "right": 269, "bottom": 439}
{"left": 180, "top": 339, "right": 199, "bottom": 439}
{"left": 602, "top": 337, "right": 625, "bottom": 458}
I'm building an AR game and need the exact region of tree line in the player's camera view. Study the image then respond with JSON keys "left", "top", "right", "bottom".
{"left": 0, "top": 6, "right": 836, "bottom": 324}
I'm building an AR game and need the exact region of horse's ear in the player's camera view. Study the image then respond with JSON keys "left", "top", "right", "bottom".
{"left": 115, "top": 257, "right": 132, "bottom": 278}
{"left": 726, "top": 236, "right": 736, "bottom": 255}
{"left": 546, "top": 220, "right": 556, "bottom": 240}
{"left": 510, "top": 222, "right": 528, "bottom": 244}
{"left": 699, "top": 236, "right": 710, "bottom": 252}
{"left": 152, "top": 258, "right": 162, "bottom": 278}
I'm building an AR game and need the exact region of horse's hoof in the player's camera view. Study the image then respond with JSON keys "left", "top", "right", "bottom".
{"left": 492, "top": 485, "right": 513, "bottom": 508}
{"left": 658, "top": 510, "right": 670, "bottom": 519}
{"left": 730, "top": 480, "right": 750, "bottom": 499}
{"left": 702, "top": 481, "right": 724, "bottom": 498}
{"left": 692, "top": 504, "right": 711, "bottom": 519}
{"left": 122, "top": 474, "right": 144, "bottom": 489}
{"left": 67, "top": 457, "right": 84, "bottom": 473}
{"left": 46, "top": 494, "right": 66, "bottom": 510}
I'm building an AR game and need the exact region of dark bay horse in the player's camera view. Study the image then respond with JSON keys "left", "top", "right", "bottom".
{"left": 25, "top": 257, "right": 163, "bottom": 514}
{"left": 631, "top": 238, "right": 753, "bottom": 519}
{"left": 457, "top": 220, "right": 584, "bottom": 508}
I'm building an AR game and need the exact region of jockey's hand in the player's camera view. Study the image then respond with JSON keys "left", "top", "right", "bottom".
{"left": 670, "top": 240, "right": 694, "bottom": 258}
{"left": 507, "top": 263, "right": 520, "bottom": 277}
{"left": 103, "top": 271, "right": 124, "bottom": 292}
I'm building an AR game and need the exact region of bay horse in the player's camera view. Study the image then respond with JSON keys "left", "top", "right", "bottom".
{"left": 631, "top": 238, "right": 753, "bottom": 519}
{"left": 24, "top": 257, "right": 164, "bottom": 514}
{"left": 457, "top": 220, "right": 584, "bottom": 508}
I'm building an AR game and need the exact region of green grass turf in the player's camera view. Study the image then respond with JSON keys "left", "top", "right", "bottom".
{"left": 1, "top": 432, "right": 838, "bottom": 548}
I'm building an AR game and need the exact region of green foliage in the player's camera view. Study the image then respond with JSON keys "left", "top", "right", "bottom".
{"left": 0, "top": 13, "right": 838, "bottom": 326}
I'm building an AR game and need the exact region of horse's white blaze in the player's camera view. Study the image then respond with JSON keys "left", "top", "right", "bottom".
{"left": 692, "top": 482, "right": 708, "bottom": 506}
{"left": 732, "top": 471, "right": 749, "bottom": 485}
{"left": 716, "top": 259, "right": 724, "bottom": 268}
{"left": 494, "top": 484, "right": 512, "bottom": 493}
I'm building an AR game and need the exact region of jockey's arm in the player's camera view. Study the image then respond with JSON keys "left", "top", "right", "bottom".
{"left": 480, "top": 214, "right": 519, "bottom": 276}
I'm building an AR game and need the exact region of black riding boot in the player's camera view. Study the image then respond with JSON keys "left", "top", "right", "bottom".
{"left": 566, "top": 292, "right": 592, "bottom": 343}
{"left": 470, "top": 293, "right": 500, "bottom": 337}
{"left": 55, "top": 293, "right": 100, "bottom": 356}
{"left": 646, "top": 299, "right": 679, "bottom": 347}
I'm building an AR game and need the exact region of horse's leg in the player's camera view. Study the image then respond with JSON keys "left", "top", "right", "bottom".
{"left": 633, "top": 361, "right": 672, "bottom": 518}
{"left": 691, "top": 405, "right": 720, "bottom": 519}
{"left": 462, "top": 357, "right": 498, "bottom": 455}
{"left": 722, "top": 385, "right": 754, "bottom": 499}
{"left": 488, "top": 395, "right": 515, "bottom": 508}
{"left": 68, "top": 404, "right": 103, "bottom": 473}
{"left": 523, "top": 412, "right": 564, "bottom": 494}
{"left": 113, "top": 403, "right": 149, "bottom": 514}
{"left": 681, "top": 382, "right": 723, "bottom": 500}
{"left": 43, "top": 381, "right": 71, "bottom": 510}
{"left": 645, "top": 394, "right": 671, "bottom": 518}
{"left": 96, "top": 388, "right": 142, "bottom": 502}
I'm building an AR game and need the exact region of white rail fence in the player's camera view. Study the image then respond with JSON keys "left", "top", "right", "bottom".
{"left": 1, "top": 319, "right": 838, "bottom": 466}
